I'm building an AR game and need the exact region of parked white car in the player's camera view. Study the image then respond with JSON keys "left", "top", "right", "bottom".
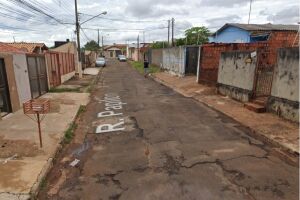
{"left": 96, "top": 57, "right": 106, "bottom": 67}
{"left": 118, "top": 55, "right": 127, "bottom": 62}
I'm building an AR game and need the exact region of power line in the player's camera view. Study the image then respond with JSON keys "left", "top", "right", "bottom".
{"left": 6, "top": 0, "right": 73, "bottom": 26}
{"left": 80, "top": 13, "right": 167, "bottom": 23}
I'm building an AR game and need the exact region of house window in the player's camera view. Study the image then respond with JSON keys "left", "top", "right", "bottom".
{"left": 110, "top": 51, "right": 113, "bottom": 57}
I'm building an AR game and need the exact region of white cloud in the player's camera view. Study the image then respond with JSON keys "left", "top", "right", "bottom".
{"left": 0, "top": 0, "right": 297, "bottom": 46}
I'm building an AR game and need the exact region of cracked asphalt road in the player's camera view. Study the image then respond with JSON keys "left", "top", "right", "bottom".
{"left": 39, "top": 59, "right": 299, "bottom": 200}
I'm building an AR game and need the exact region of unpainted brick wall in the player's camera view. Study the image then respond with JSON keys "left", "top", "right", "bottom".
{"left": 198, "top": 31, "right": 299, "bottom": 84}
{"left": 199, "top": 43, "right": 267, "bottom": 84}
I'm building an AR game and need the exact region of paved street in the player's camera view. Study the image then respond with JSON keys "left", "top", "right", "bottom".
{"left": 39, "top": 59, "right": 299, "bottom": 200}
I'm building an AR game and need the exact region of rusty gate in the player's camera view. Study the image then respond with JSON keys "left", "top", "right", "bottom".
{"left": 253, "top": 47, "right": 275, "bottom": 98}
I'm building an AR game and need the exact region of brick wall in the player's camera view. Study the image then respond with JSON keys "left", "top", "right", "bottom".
{"left": 198, "top": 31, "right": 299, "bottom": 84}
{"left": 199, "top": 43, "right": 267, "bottom": 84}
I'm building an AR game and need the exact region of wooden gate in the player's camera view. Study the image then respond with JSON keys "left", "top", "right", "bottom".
{"left": 27, "top": 54, "right": 48, "bottom": 98}
{"left": 253, "top": 47, "right": 275, "bottom": 98}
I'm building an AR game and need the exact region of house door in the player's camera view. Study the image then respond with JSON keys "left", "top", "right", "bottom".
{"left": 0, "top": 59, "right": 12, "bottom": 115}
{"left": 185, "top": 47, "right": 199, "bottom": 75}
{"left": 27, "top": 55, "right": 48, "bottom": 98}
{"left": 253, "top": 48, "right": 274, "bottom": 98}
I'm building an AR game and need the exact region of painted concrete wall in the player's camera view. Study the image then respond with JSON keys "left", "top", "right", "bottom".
{"left": 162, "top": 47, "right": 185, "bottom": 76}
{"left": 212, "top": 26, "right": 250, "bottom": 43}
{"left": 267, "top": 47, "right": 299, "bottom": 122}
{"left": 218, "top": 51, "right": 256, "bottom": 90}
{"left": 217, "top": 51, "right": 257, "bottom": 102}
{"left": 271, "top": 47, "right": 299, "bottom": 101}
{"left": 12, "top": 53, "right": 31, "bottom": 105}
{"left": 151, "top": 49, "right": 163, "bottom": 67}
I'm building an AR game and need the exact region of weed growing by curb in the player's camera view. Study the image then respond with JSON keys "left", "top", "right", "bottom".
{"left": 49, "top": 87, "right": 81, "bottom": 93}
{"left": 63, "top": 105, "right": 86, "bottom": 144}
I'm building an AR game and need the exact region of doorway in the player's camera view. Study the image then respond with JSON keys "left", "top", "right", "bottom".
{"left": 185, "top": 47, "right": 199, "bottom": 75}
{"left": 0, "top": 58, "right": 12, "bottom": 116}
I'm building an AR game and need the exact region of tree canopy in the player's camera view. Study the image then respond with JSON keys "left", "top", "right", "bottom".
{"left": 184, "top": 26, "right": 210, "bottom": 45}
{"left": 151, "top": 41, "right": 169, "bottom": 49}
{"left": 151, "top": 26, "right": 210, "bottom": 48}
{"left": 83, "top": 40, "right": 100, "bottom": 51}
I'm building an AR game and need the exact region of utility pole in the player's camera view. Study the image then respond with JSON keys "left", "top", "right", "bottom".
{"left": 74, "top": 0, "right": 81, "bottom": 62}
{"left": 102, "top": 35, "right": 104, "bottom": 47}
{"left": 171, "top": 18, "right": 175, "bottom": 47}
{"left": 167, "top": 20, "right": 170, "bottom": 47}
{"left": 97, "top": 29, "right": 100, "bottom": 46}
{"left": 137, "top": 34, "right": 140, "bottom": 62}
{"left": 248, "top": 0, "right": 253, "bottom": 24}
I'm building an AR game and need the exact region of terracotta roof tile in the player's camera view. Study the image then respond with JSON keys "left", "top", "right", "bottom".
{"left": 5, "top": 42, "right": 48, "bottom": 53}
{"left": 0, "top": 42, "right": 24, "bottom": 53}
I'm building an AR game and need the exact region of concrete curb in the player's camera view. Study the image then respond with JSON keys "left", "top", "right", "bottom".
{"left": 150, "top": 74, "right": 299, "bottom": 163}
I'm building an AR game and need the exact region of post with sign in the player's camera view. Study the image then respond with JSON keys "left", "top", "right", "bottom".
{"left": 23, "top": 99, "right": 50, "bottom": 148}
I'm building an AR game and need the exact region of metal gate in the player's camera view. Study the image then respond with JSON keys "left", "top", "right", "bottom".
{"left": 0, "top": 59, "right": 12, "bottom": 114}
{"left": 27, "top": 55, "right": 48, "bottom": 98}
{"left": 185, "top": 47, "right": 199, "bottom": 75}
{"left": 253, "top": 48, "right": 275, "bottom": 97}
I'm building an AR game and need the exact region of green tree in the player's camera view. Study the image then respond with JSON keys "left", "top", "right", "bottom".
{"left": 83, "top": 40, "right": 100, "bottom": 51}
{"left": 151, "top": 41, "right": 169, "bottom": 49}
{"left": 184, "top": 26, "right": 210, "bottom": 45}
{"left": 175, "top": 38, "right": 185, "bottom": 46}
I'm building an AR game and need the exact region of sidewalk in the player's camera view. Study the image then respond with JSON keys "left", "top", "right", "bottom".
{"left": 0, "top": 92, "right": 89, "bottom": 200}
{"left": 152, "top": 72, "right": 299, "bottom": 156}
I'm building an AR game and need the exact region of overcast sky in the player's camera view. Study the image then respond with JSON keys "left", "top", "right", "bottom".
{"left": 0, "top": 0, "right": 298, "bottom": 46}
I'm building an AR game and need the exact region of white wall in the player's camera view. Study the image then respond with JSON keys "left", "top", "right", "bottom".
{"left": 218, "top": 51, "right": 257, "bottom": 90}
{"left": 162, "top": 47, "right": 185, "bottom": 76}
{"left": 13, "top": 53, "right": 31, "bottom": 105}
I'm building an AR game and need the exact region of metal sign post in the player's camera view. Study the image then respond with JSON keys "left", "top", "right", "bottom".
{"left": 23, "top": 99, "right": 50, "bottom": 148}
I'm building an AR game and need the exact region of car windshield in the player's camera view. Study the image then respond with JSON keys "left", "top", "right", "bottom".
{"left": 119, "top": 55, "right": 125, "bottom": 58}
{"left": 97, "top": 58, "right": 105, "bottom": 61}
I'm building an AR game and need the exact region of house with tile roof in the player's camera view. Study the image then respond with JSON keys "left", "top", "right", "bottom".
{"left": 0, "top": 42, "right": 24, "bottom": 53}
{"left": 209, "top": 23, "right": 299, "bottom": 43}
{"left": 5, "top": 42, "right": 48, "bottom": 53}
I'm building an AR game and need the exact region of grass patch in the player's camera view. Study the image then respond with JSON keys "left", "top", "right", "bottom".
{"left": 63, "top": 105, "right": 86, "bottom": 144}
{"left": 129, "top": 61, "right": 160, "bottom": 74}
{"left": 76, "top": 105, "right": 86, "bottom": 118}
{"left": 49, "top": 87, "right": 81, "bottom": 93}
{"left": 63, "top": 122, "right": 77, "bottom": 144}
{"left": 39, "top": 178, "right": 47, "bottom": 190}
